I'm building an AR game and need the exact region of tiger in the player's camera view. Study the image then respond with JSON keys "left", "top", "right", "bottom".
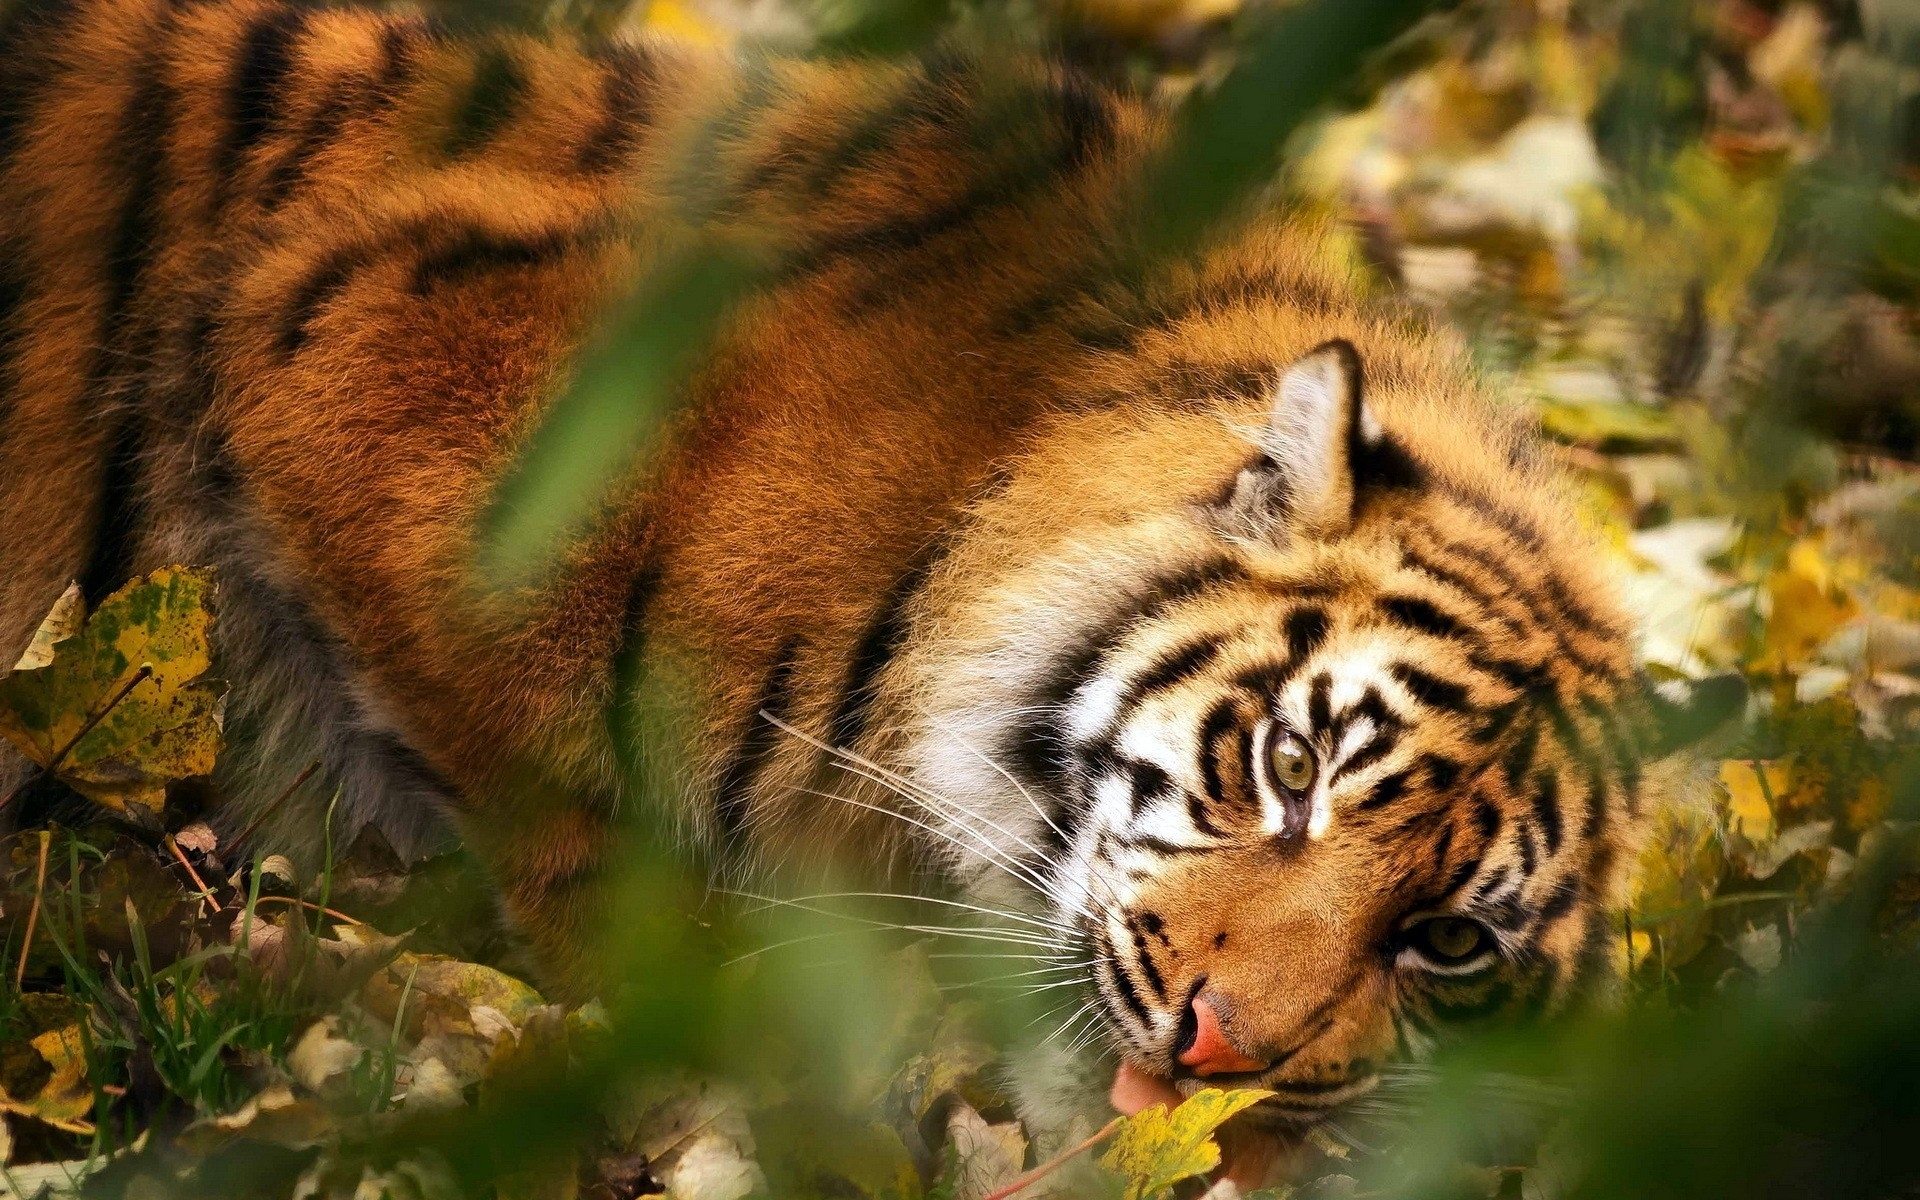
{"left": 0, "top": 0, "right": 1741, "bottom": 1170}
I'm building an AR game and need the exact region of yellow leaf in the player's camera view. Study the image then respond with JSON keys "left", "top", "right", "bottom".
{"left": 1763, "top": 539, "right": 1859, "bottom": 669}
{"left": 1100, "top": 1087, "right": 1272, "bottom": 1200}
{"left": 1721, "top": 760, "right": 1786, "bottom": 844}
{"left": 10, "top": 583, "right": 82, "bottom": 672}
{"left": 640, "top": 0, "right": 725, "bottom": 44}
{"left": 0, "top": 995, "right": 93, "bottom": 1135}
{"left": 0, "top": 567, "right": 227, "bottom": 826}
{"left": 1627, "top": 793, "right": 1725, "bottom": 969}
{"left": 1847, "top": 776, "right": 1892, "bottom": 832}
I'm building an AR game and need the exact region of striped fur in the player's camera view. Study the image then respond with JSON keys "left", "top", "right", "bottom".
{"left": 0, "top": 0, "right": 1733, "bottom": 1137}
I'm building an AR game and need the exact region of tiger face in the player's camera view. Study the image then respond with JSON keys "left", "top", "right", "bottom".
{"left": 901, "top": 340, "right": 1740, "bottom": 1124}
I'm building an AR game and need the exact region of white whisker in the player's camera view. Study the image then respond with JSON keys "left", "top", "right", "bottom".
{"left": 777, "top": 780, "right": 1064, "bottom": 906}
{"left": 755, "top": 889, "right": 1078, "bottom": 936}
{"left": 761, "top": 712, "right": 1074, "bottom": 907}
{"left": 724, "top": 888, "right": 1068, "bottom": 950}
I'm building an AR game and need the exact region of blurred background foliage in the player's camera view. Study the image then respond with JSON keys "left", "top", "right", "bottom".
{"left": 1, "top": 0, "right": 1919, "bottom": 1195}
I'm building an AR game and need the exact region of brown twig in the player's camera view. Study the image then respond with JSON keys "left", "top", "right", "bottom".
{"left": 0, "top": 663, "right": 154, "bottom": 812}
{"left": 164, "top": 833, "right": 218, "bottom": 918}
{"left": 251, "top": 896, "right": 366, "bottom": 927}
{"left": 230, "top": 759, "right": 321, "bottom": 849}
{"left": 979, "top": 1115, "right": 1124, "bottom": 1200}
{"left": 14, "top": 830, "right": 50, "bottom": 989}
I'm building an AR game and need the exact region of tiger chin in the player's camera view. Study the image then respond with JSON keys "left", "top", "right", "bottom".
{"left": 0, "top": 0, "right": 1740, "bottom": 1173}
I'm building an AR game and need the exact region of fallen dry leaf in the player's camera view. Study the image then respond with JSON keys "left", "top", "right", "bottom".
{"left": 0, "top": 567, "right": 227, "bottom": 826}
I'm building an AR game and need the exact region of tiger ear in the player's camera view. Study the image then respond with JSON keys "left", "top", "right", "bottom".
{"left": 1215, "top": 340, "right": 1383, "bottom": 541}
{"left": 1645, "top": 672, "right": 1748, "bottom": 757}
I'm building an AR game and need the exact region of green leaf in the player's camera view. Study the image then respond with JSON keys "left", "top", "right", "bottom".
{"left": 1099, "top": 1087, "right": 1273, "bottom": 1200}
{"left": 475, "top": 245, "right": 765, "bottom": 588}
{"left": 0, "top": 568, "right": 227, "bottom": 826}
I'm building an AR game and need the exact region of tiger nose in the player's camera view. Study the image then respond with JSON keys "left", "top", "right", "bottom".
{"left": 1176, "top": 994, "right": 1273, "bottom": 1077}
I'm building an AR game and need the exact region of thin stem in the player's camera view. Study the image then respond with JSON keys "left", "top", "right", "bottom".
{"left": 163, "top": 834, "right": 217, "bottom": 917}
{"left": 14, "top": 830, "right": 50, "bottom": 989}
{"left": 251, "top": 896, "right": 364, "bottom": 927}
{"left": 0, "top": 664, "right": 153, "bottom": 812}
{"left": 979, "top": 1116, "right": 1124, "bottom": 1200}
{"left": 231, "top": 760, "right": 321, "bottom": 849}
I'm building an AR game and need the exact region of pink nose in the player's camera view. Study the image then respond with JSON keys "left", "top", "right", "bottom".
{"left": 1177, "top": 995, "right": 1272, "bottom": 1076}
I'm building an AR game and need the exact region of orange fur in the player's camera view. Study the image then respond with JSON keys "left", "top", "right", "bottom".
{"left": 0, "top": 0, "right": 1713, "bottom": 1125}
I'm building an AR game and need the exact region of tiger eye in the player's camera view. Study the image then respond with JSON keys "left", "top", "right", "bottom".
{"left": 1268, "top": 731, "right": 1316, "bottom": 792}
{"left": 1418, "top": 917, "right": 1487, "bottom": 962}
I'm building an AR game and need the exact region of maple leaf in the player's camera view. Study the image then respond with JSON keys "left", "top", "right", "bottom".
{"left": 1099, "top": 1087, "right": 1272, "bottom": 1200}
{"left": 0, "top": 568, "right": 227, "bottom": 827}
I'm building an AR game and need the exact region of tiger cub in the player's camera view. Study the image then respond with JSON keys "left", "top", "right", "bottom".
{"left": 0, "top": 0, "right": 1736, "bottom": 1144}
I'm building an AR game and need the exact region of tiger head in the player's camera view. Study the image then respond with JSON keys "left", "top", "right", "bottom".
{"left": 900, "top": 338, "right": 1742, "bottom": 1124}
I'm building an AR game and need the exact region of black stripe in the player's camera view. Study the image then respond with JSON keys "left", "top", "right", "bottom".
{"left": 259, "top": 78, "right": 351, "bottom": 210}
{"left": 734, "top": 50, "right": 974, "bottom": 205}
{"left": 1422, "top": 754, "right": 1461, "bottom": 792}
{"left": 1472, "top": 867, "right": 1515, "bottom": 907}
{"left": 712, "top": 637, "right": 800, "bottom": 843}
{"left": 213, "top": 5, "right": 311, "bottom": 210}
{"left": 442, "top": 44, "right": 524, "bottom": 158}
{"left": 795, "top": 69, "right": 1119, "bottom": 311}
{"left": 1430, "top": 981, "right": 1511, "bottom": 1025}
{"left": 79, "top": 36, "right": 179, "bottom": 603}
{"left": 1470, "top": 652, "right": 1554, "bottom": 697}
{"left": 1530, "top": 767, "right": 1563, "bottom": 854}
{"left": 1537, "top": 880, "right": 1580, "bottom": 924}
{"left": 1195, "top": 698, "right": 1238, "bottom": 829}
{"left": 1392, "top": 662, "right": 1471, "bottom": 713}
{"left": 0, "top": 239, "right": 27, "bottom": 427}
{"left": 279, "top": 241, "right": 372, "bottom": 355}
{"left": 1118, "top": 636, "right": 1223, "bottom": 713}
{"left": 1355, "top": 768, "right": 1410, "bottom": 811}
{"left": 1327, "top": 685, "right": 1396, "bottom": 748}
{"left": 577, "top": 44, "right": 655, "bottom": 174}
{"left": 826, "top": 536, "right": 949, "bottom": 754}
{"left": 1127, "top": 760, "right": 1172, "bottom": 817}
{"left": 409, "top": 223, "right": 591, "bottom": 294}
{"left": 1331, "top": 729, "right": 1399, "bottom": 786}
{"left": 259, "top": 22, "right": 425, "bottom": 211}
{"left": 1266, "top": 1076, "right": 1363, "bottom": 1097}
{"left": 1435, "top": 537, "right": 1592, "bottom": 660}
{"left": 1098, "top": 928, "right": 1154, "bottom": 1030}
{"left": 1581, "top": 766, "right": 1608, "bottom": 838}
{"left": 1380, "top": 594, "right": 1473, "bottom": 643}
{"left": 1051, "top": 69, "right": 1117, "bottom": 169}
{"left": 1432, "top": 535, "right": 1616, "bottom": 675}
{"left": 1516, "top": 824, "right": 1537, "bottom": 876}
{"left": 1010, "top": 556, "right": 1249, "bottom": 788}
{"left": 81, "top": 415, "right": 148, "bottom": 604}
{"left": 1440, "top": 851, "right": 1480, "bottom": 899}
{"left": 1306, "top": 672, "right": 1331, "bottom": 732}
{"left": 0, "top": 0, "right": 86, "bottom": 171}
{"left": 1115, "top": 835, "right": 1215, "bottom": 857}
{"left": 1471, "top": 792, "right": 1501, "bottom": 840}
{"left": 607, "top": 558, "right": 667, "bottom": 770}
{"left": 1126, "top": 915, "right": 1168, "bottom": 1003}
{"left": 1502, "top": 720, "right": 1541, "bottom": 795}
{"left": 1284, "top": 606, "right": 1329, "bottom": 661}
